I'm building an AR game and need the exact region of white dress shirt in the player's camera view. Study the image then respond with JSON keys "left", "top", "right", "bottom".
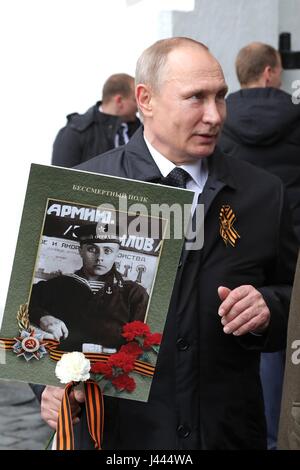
{"left": 144, "top": 135, "right": 208, "bottom": 213}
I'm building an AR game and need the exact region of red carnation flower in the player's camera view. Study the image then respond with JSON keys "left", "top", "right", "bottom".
{"left": 143, "top": 333, "right": 162, "bottom": 350}
{"left": 108, "top": 352, "right": 135, "bottom": 373}
{"left": 122, "top": 321, "right": 150, "bottom": 341}
{"left": 91, "top": 361, "right": 113, "bottom": 378}
{"left": 112, "top": 374, "right": 136, "bottom": 392}
{"left": 119, "top": 342, "right": 143, "bottom": 359}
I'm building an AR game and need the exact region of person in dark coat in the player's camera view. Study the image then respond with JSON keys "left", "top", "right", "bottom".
{"left": 52, "top": 73, "right": 141, "bottom": 168}
{"left": 33, "top": 37, "right": 298, "bottom": 450}
{"left": 219, "top": 42, "right": 300, "bottom": 450}
{"left": 219, "top": 42, "right": 300, "bottom": 242}
{"left": 29, "top": 223, "right": 148, "bottom": 352}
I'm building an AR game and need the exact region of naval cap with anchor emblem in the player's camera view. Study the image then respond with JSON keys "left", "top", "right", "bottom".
{"left": 74, "top": 222, "right": 124, "bottom": 245}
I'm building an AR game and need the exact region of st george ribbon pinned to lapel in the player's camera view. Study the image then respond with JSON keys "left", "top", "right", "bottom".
{"left": 219, "top": 205, "right": 240, "bottom": 247}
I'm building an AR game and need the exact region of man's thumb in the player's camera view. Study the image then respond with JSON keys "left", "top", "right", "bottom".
{"left": 218, "top": 286, "right": 231, "bottom": 301}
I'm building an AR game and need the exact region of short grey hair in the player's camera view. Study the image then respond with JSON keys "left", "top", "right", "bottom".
{"left": 135, "top": 37, "right": 208, "bottom": 93}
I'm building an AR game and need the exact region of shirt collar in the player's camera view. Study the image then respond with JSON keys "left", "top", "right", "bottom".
{"left": 144, "top": 134, "right": 206, "bottom": 190}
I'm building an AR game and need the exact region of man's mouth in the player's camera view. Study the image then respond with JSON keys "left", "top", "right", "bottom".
{"left": 194, "top": 133, "right": 218, "bottom": 142}
{"left": 195, "top": 131, "right": 218, "bottom": 137}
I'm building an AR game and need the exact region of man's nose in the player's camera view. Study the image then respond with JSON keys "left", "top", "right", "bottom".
{"left": 96, "top": 249, "right": 104, "bottom": 261}
{"left": 202, "top": 100, "right": 224, "bottom": 126}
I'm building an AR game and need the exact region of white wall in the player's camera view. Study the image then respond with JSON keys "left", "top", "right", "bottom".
{"left": 172, "top": 0, "right": 300, "bottom": 93}
{"left": 172, "top": 0, "right": 280, "bottom": 93}
{"left": 0, "top": 0, "right": 167, "bottom": 320}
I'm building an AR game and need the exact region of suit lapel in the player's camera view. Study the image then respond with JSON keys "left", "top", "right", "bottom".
{"left": 200, "top": 147, "right": 237, "bottom": 216}
{"left": 122, "top": 127, "right": 163, "bottom": 182}
{"left": 179, "top": 148, "right": 237, "bottom": 265}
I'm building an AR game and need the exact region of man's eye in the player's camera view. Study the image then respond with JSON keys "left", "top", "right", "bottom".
{"left": 104, "top": 249, "right": 112, "bottom": 254}
{"left": 190, "top": 93, "right": 203, "bottom": 100}
{"left": 216, "top": 93, "right": 226, "bottom": 101}
{"left": 87, "top": 246, "right": 97, "bottom": 253}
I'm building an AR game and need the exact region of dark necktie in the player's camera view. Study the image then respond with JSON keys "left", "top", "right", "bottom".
{"left": 160, "top": 167, "right": 190, "bottom": 188}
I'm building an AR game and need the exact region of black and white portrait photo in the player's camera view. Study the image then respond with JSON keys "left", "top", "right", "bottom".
{"left": 28, "top": 199, "right": 165, "bottom": 353}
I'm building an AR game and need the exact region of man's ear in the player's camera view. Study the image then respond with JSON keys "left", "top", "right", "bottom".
{"left": 114, "top": 94, "right": 123, "bottom": 109}
{"left": 136, "top": 84, "right": 153, "bottom": 117}
{"left": 262, "top": 65, "right": 272, "bottom": 87}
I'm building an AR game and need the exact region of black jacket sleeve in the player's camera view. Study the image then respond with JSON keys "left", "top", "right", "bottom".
{"left": 52, "top": 126, "right": 83, "bottom": 168}
{"left": 29, "top": 383, "right": 46, "bottom": 402}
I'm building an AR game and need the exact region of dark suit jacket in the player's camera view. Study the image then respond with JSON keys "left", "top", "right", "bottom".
{"left": 33, "top": 126, "right": 298, "bottom": 449}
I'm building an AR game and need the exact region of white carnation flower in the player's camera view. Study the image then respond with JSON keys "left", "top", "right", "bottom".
{"left": 55, "top": 351, "right": 91, "bottom": 384}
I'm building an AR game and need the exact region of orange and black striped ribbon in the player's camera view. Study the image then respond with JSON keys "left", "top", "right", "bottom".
{"left": 219, "top": 205, "right": 240, "bottom": 247}
{"left": 0, "top": 337, "right": 155, "bottom": 376}
{"left": 56, "top": 381, "right": 75, "bottom": 450}
{"left": 84, "top": 380, "right": 104, "bottom": 449}
{"left": 45, "top": 341, "right": 155, "bottom": 376}
{"left": 0, "top": 338, "right": 16, "bottom": 349}
{"left": 1, "top": 336, "right": 155, "bottom": 450}
{"left": 56, "top": 379, "right": 104, "bottom": 451}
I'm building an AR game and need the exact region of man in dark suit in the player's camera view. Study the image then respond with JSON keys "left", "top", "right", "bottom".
{"left": 35, "top": 37, "right": 297, "bottom": 449}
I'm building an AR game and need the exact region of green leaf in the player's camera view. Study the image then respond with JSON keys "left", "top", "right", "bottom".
{"left": 140, "top": 352, "right": 150, "bottom": 363}
{"left": 91, "top": 373, "right": 105, "bottom": 383}
{"left": 103, "top": 381, "right": 113, "bottom": 393}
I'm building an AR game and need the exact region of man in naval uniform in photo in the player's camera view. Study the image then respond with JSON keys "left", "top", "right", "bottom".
{"left": 29, "top": 223, "right": 149, "bottom": 353}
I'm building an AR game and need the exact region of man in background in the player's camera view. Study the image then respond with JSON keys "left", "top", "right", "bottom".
{"left": 219, "top": 42, "right": 300, "bottom": 449}
{"left": 219, "top": 42, "right": 300, "bottom": 242}
{"left": 52, "top": 73, "right": 140, "bottom": 168}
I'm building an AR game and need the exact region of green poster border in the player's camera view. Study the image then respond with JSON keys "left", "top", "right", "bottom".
{"left": 0, "top": 164, "right": 194, "bottom": 402}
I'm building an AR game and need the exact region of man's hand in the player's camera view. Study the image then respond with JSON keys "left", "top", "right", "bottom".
{"left": 39, "top": 315, "right": 69, "bottom": 341}
{"left": 218, "top": 285, "right": 270, "bottom": 336}
{"left": 41, "top": 385, "right": 85, "bottom": 430}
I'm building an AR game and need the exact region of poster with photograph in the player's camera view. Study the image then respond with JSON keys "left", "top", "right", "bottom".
{"left": 29, "top": 198, "right": 165, "bottom": 354}
{"left": 0, "top": 164, "right": 194, "bottom": 403}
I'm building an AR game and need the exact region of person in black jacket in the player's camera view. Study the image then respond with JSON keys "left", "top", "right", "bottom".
{"left": 219, "top": 42, "right": 300, "bottom": 450}
{"left": 52, "top": 73, "right": 141, "bottom": 168}
{"left": 33, "top": 37, "right": 298, "bottom": 450}
{"left": 219, "top": 42, "right": 300, "bottom": 242}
